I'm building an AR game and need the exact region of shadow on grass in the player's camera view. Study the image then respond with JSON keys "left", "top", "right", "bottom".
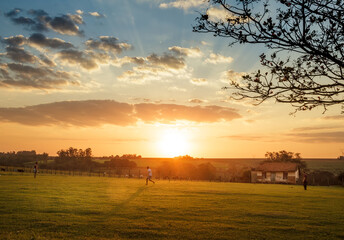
{"left": 112, "top": 185, "right": 153, "bottom": 212}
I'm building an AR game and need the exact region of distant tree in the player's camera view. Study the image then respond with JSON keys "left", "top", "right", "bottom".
{"left": 264, "top": 150, "right": 307, "bottom": 169}
{"left": 197, "top": 162, "right": 217, "bottom": 180}
{"left": 194, "top": 0, "right": 344, "bottom": 113}
{"left": 104, "top": 158, "right": 137, "bottom": 169}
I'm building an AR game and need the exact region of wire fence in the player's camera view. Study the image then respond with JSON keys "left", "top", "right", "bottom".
{"left": 0, "top": 165, "right": 148, "bottom": 179}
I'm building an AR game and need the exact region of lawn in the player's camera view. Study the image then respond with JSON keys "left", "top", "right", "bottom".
{"left": 0, "top": 175, "right": 344, "bottom": 240}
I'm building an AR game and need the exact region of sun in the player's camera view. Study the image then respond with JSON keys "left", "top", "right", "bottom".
{"left": 157, "top": 129, "right": 190, "bottom": 157}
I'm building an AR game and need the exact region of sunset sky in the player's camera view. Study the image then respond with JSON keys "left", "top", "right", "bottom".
{"left": 0, "top": 0, "right": 343, "bottom": 158}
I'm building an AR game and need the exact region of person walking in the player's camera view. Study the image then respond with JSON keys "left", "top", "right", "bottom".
{"left": 146, "top": 166, "right": 155, "bottom": 185}
{"left": 33, "top": 161, "right": 38, "bottom": 178}
{"left": 303, "top": 172, "right": 308, "bottom": 190}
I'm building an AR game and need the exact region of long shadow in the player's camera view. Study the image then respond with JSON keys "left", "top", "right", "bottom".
{"left": 111, "top": 185, "right": 152, "bottom": 213}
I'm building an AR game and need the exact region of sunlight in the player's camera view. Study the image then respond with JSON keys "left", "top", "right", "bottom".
{"left": 157, "top": 128, "right": 190, "bottom": 157}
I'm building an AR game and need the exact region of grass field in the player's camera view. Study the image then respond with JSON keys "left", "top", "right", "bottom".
{"left": 1, "top": 175, "right": 344, "bottom": 240}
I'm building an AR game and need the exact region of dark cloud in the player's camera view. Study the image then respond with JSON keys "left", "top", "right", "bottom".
{"left": 5, "top": 46, "right": 38, "bottom": 63}
{"left": 39, "top": 54, "right": 56, "bottom": 67}
{"left": 11, "top": 16, "right": 36, "bottom": 25}
{"left": 2, "top": 35, "right": 27, "bottom": 46}
{"left": 4, "top": 8, "right": 22, "bottom": 17}
{"left": 0, "top": 100, "right": 241, "bottom": 126}
{"left": 57, "top": 49, "right": 100, "bottom": 70}
{"left": 0, "top": 63, "right": 79, "bottom": 89}
{"left": 27, "top": 9, "right": 49, "bottom": 17}
{"left": 28, "top": 33, "right": 74, "bottom": 49}
{"left": 48, "top": 15, "right": 83, "bottom": 35}
{"left": 147, "top": 53, "right": 185, "bottom": 69}
{"left": 86, "top": 36, "right": 131, "bottom": 54}
{"left": 4, "top": 8, "right": 83, "bottom": 35}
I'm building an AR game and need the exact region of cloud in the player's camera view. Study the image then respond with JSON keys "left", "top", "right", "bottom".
{"left": 28, "top": 9, "right": 49, "bottom": 17}
{"left": 135, "top": 103, "right": 241, "bottom": 124}
{"left": 76, "top": 10, "right": 84, "bottom": 15}
{"left": 28, "top": 33, "right": 74, "bottom": 49}
{"left": 39, "top": 54, "right": 56, "bottom": 67}
{"left": 56, "top": 49, "right": 110, "bottom": 70}
{"left": 200, "top": 41, "right": 210, "bottom": 46}
{"left": 159, "top": 0, "right": 208, "bottom": 11}
{"left": 0, "top": 63, "right": 79, "bottom": 89}
{"left": 286, "top": 132, "right": 344, "bottom": 143}
{"left": 189, "top": 98, "right": 206, "bottom": 103}
{"left": 5, "top": 46, "right": 39, "bottom": 63}
{"left": 4, "top": 8, "right": 84, "bottom": 35}
{"left": 190, "top": 78, "right": 207, "bottom": 85}
{"left": 117, "top": 65, "right": 175, "bottom": 84}
{"left": 205, "top": 53, "right": 233, "bottom": 64}
{"left": 0, "top": 100, "right": 241, "bottom": 126}
{"left": 168, "top": 86, "right": 187, "bottom": 92}
{"left": 48, "top": 15, "right": 83, "bottom": 35}
{"left": 207, "top": 6, "right": 235, "bottom": 22}
{"left": 112, "top": 56, "right": 145, "bottom": 67}
{"left": 221, "top": 134, "right": 271, "bottom": 142}
{"left": 168, "top": 46, "right": 202, "bottom": 57}
{"left": 86, "top": 36, "right": 132, "bottom": 54}
{"left": 4, "top": 8, "right": 22, "bottom": 17}
{"left": 88, "top": 12, "right": 105, "bottom": 18}
{"left": 117, "top": 50, "right": 189, "bottom": 84}
{"left": 147, "top": 53, "right": 185, "bottom": 70}
{"left": 323, "top": 115, "right": 344, "bottom": 120}
{"left": 291, "top": 126, "right": 341, "bottom": 132}
{"left": 220, "top": 70, "right": 246, "bottom": 84}
{"left": 2, "top": 35, "right": 27, "bottom": 46}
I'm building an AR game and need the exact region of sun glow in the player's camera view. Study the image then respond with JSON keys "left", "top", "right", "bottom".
{"left": 158, "top": 129, "right": 190, "bottom": 157}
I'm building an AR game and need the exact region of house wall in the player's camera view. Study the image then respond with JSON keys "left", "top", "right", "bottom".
{"left": 251, "top": 170, "right": 298, "bottom": 184}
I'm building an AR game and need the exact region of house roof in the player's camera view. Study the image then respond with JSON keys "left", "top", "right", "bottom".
{"left": 254, "top": 162, "right": 298, "bottom": 172}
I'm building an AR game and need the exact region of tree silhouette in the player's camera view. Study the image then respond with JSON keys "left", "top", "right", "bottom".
{"left": 264, "top": 150, "right": 307, "bottom": 169}
{"left": 194, "top": 0, "right": 344, "bottom": 113}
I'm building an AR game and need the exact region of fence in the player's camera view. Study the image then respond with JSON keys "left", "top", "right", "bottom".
{"left": 0, "top": 166, "right": 147, "bottom": 179}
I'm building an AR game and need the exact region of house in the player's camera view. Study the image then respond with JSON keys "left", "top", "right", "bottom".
{"left": 251, "top": 162, "right": 299, "bottom": 184}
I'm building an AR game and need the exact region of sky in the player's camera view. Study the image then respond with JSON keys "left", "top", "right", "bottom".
{"left": 0, "top": 0, "right": 343, "bottom": 158}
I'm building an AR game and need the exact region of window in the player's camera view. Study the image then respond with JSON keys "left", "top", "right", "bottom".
{"left": 262, "top": 172, "right": 266, "bottom": 179}
{"left": 283, "top": 172, "right": 288, "bottom": 179}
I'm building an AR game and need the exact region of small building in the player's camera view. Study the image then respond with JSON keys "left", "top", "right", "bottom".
{"left": 251, "top": 162, "right": 299, "bottom": 184}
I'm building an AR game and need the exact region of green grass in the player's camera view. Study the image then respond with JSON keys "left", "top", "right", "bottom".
{"left": 1, "top": 175, "right": 344, "bottom": 240}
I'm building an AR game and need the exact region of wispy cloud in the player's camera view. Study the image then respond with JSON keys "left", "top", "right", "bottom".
{"left": 189, "top": 98, "right": 206, "bottom": 103}
{"left": 168, "top": 46, "right": 202, "bottom": 57}
{"left": 190, "top": 78, "right": 207, "bottom": 85}
{"left": 88, "top": 11, "right": 105, "bottom": 18}
{"left": 205, "top": 53, "right": 233, "bottom": 64}
{"left": 159, "top": 0, "right": 208, "bottom": 11}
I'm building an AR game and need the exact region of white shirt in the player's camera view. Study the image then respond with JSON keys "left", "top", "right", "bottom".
{"left": 148, "top": 168, "right": 152, "bottom": 177}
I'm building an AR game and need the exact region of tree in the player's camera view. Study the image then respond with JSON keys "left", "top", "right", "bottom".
{"left": 264, "top": 150, "right": 307, "bottom": 169}
{"left": 193, "top": 0, "right": 344, "bottom": 113}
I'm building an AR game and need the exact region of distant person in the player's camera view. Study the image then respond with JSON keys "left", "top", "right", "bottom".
{"left": 303, "top": 172, "right": 308, "bottom": 190}
{"left": 146, "top": 166, "right": 155, "bottom": 185}
{"left": 33, "top": 162, "right": 38, "bottom": 178}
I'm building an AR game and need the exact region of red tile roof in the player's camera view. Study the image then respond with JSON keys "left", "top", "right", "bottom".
{"left": 254, "top": 162, "right": 298, "bottom": 172}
